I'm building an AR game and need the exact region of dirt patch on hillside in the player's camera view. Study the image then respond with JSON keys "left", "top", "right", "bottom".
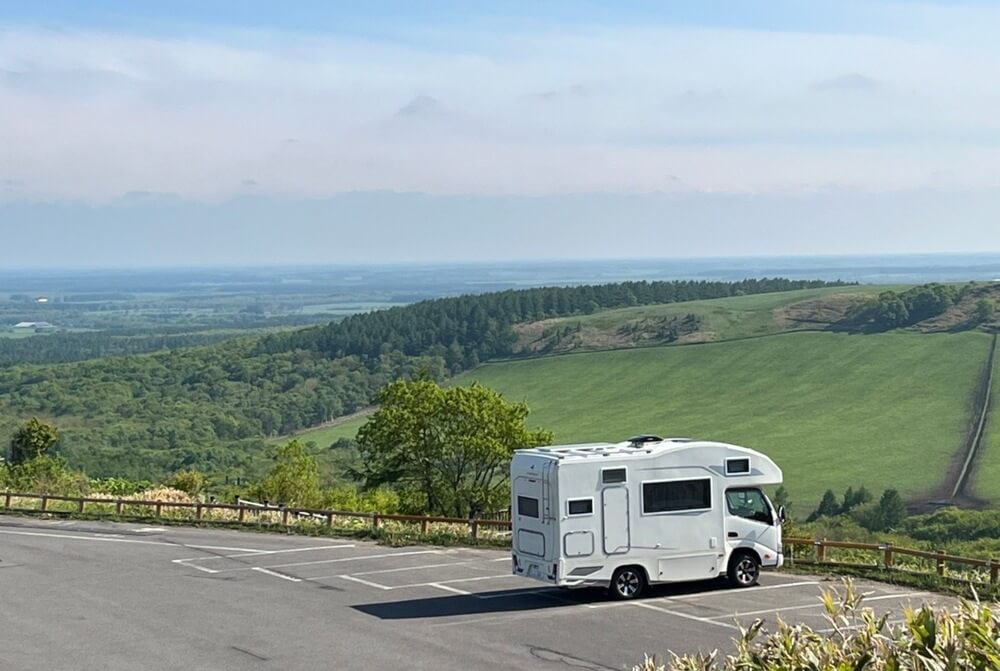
{"left": 916, "top": 283, "right": 1000, "bottom": 332}
{"left": 772, "top": 293, "right": 866, "bottom": 330}
{"left": 513, "top": 314, "right": 703, "bottom": 354}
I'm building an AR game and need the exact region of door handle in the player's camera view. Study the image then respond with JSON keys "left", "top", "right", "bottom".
{"left": 727, "top": 532, "right": 739, "bottom": 538}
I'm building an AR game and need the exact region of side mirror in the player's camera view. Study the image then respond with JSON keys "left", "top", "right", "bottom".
{"left": 777, "top": 505, "right": 786, "bottom": 523}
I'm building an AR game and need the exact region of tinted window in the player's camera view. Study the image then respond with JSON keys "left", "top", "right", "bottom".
{"left": 602, "top": 468, "right": 627, "bottom": 484}
{"left": 726, "top": 488, "right": 772, "bottom": 524}
{"left": 567, "top": 499, "right": 593, "bottom": 516}
{"left": 726, "top": 458, "right": 750, "bottom": 475}
{"left": 517, "top": 495, "right": 539, "bottom": 518}
{"left": 642, "top": 479, "right": 711, "bottom": 513}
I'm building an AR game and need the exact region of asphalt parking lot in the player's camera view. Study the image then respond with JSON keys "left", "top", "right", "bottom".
{"left": 0, "top": 516, "right": 955, "bottom": 671}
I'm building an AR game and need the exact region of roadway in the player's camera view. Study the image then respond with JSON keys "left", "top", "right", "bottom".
{"left": 0, "top": 516, "right": 954, "bottom": 671}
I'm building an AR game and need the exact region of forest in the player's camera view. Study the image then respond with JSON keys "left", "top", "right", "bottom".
{"left": 0, "top": 278, "right": 847, "bottom": 479}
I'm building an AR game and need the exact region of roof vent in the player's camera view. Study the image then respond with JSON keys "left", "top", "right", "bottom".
{"left": 627, "top": 434, "right": 663, "bottom": 447}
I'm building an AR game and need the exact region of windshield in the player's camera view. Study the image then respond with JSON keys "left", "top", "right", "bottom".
{"left": 725, "top": 488, "right": 773, "bottom": 525}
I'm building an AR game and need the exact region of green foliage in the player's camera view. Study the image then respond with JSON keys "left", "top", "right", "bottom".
{"left": 853, "top": 488, "right": 908, "bottom": 532}
{"left": 167, "top": 469, "right": 206, "bottom": 497}
{"left": 5, "top": 456, "right": 88, "bottom": 495}
{"left": 357, "top": 379, "right": 553, "bottom": 517}
{"left": 853, "top": 283, "right": 959, "bottom": 330}
{"left": 975, "top": 297, "right": 996, "bottom": 324}
{"left": 89, "top": 476, "right": 153, "bottom": 496}
{"left": 250, "top": 440, "right": 322, "bottom": 508}
{"left": 9, "top": 417, "right": 60, "bottom": 465}
{"left": 322, "top": 485, "right": 401, "bottom": 513}
{"left": 638, "top": 580, "right": 1000, "bottom": 670}
{"left": 808, "top": 489, "right": 841, "bottom": 521}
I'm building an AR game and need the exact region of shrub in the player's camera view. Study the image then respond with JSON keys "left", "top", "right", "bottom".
{"left": 5, "top": 456, "right": 88, "bottom": 496}
{"left": 167, "top": 469, "right": 206, "bottom": 497}
{"left": 636, "top": 579, "right": 999, "bottom": 670}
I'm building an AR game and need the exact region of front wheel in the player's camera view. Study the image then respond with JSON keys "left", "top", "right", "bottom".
{"left": 727, "top": 552, "right": 760, "bottom": 588}
{"left": 610, "top": 566, "right": 647, "bottom": 600}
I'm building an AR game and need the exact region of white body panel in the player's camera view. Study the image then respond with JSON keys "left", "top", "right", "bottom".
{"left": 511, "top": 439, "right": 783, "bottom": 589}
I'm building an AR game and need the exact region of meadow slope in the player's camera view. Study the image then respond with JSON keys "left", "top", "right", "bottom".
{"left": 971, "top": 338, "right": 1000, "bottom": 502}
{"left": 462, "top": 331, "right": 994, "bottom": 510}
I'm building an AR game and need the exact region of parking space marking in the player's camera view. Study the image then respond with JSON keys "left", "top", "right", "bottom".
{"left": 174, "top": 544, "right": 356, "bottom": 563}
{"left": 0, "top": 528, "right": 261, "bottom": 553}
{"left": 705, "top": 591, "right": 928, "bottom": 620}
{"left": 252, "top": 567, "right": 302, "bottom": 583}
{"left": 339, "top": 574, "right": 393, "bottom": 590}
{"left": 429, "top": 583, "right": 471, "bottom": 595}
{"left": 349, "top": 560, "right": 472, "bottom": 576}
{"left": 218, "top": 549, "right": 443, "bottom": 575}
{"left": 631, "top": 601, "right": 739, "bottom": 630}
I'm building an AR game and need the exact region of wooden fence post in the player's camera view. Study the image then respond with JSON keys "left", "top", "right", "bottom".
{"left": 816, "top": 539, "right": 827, "bottom": 563}
{"left": 936, "top": 551, "right": 946, "bottom": 577}
{"left": 373, "top": 514, "right": 381, "bottom": 529}
{"left": 115, "top": 499, "right": 123, "bottom": 515}
{"left": 990, "top": 559, "right": 998, "bottom": 585}
{"left": 78, "top": 498, "right": 85, "bottom": 513}
{"left": 155, "top": 502, "right": 162, "bottom": 517}
{"left": 470, "top": 520, "right": 479, "bottom": 540}
{"left": 40, "top": 496, "right": 48, "bottom": 512}
{"left": 883, "top": 544, "right": 894, "bottom": 569}
{"left": 238, "top": 506, "right": 246, "bottom": 523}
{"left": 4, "top": 492, "right": 10, "bottom": 509}
{"left": 281, "top": 507, "right": 289, "bottom": 526}
{"left": 196, "top": 503, "right": 203, "bottom": 520}
{"left": 326, "top": 512, "right": 334, "bottom": 528}
{"left": 420, "top": 514, "right": 429, "bottom": 534}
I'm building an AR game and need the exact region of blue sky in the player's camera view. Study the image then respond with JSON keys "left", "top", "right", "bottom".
{"left": 2, "top": 1, "right": 1000, "bottom": 266}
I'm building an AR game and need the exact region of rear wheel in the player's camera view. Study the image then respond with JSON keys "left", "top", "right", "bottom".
{"left": 610, "top": 566, "right": 646, "bottom": 600}
{"left": 728, "top": 551, "right": 760, "bottom": 588}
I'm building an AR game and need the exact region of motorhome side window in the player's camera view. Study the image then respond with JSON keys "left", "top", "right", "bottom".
{"left": 642, "top": 478, "right": 711, "bottom": 513}
{"left": 602, "top": 468, "right": 627, "bottom": 484}
{"left": 726, "top": 457, "right": 750, "bottom": 475}
{"left": 725, "top": 488, "right": 772, "bottom": 524}
{"left": 567, "top": 498, "right": 593, "bottom": 516}
{"left": 517, "top": 495, "right": 539, "bottom": 518}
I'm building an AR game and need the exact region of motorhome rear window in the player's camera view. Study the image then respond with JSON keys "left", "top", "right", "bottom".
{"left": 517, "top": 495, "right": 539, "bottom": 518}
{"left": 642, "top": 478, "right": 711, "bottom": 513}
{"left": 602, "top": 468, "right": 627, "bottom": 484}
{"left": 567, "top": 498, "right": 593, "bottom": 516}
{"left": 726, "top": 458, "right": 751, "bottom": 475}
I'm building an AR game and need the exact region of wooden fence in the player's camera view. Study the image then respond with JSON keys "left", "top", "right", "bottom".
{"left": 783, "top": 537, "right": 999, "bottom": 585}
{"left": 1, "top": 492, "right": 996, "bottom": 585}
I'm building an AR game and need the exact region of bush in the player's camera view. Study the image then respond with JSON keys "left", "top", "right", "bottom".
{"left": 5, "top": 456, "right": 88, "bottom": 496}
{"left": 167, "top": 469, "right": 206, "bottom": 497}
{"left": 636, "top": 580, "right": 1000, "bottom": 670}
{"left": 90, "top": 477, "right": 154, "bottom": 496}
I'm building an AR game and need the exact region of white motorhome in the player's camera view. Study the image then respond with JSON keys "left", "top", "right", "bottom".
{"left": 511, "top": 435, "right": 785, "bottom": 599}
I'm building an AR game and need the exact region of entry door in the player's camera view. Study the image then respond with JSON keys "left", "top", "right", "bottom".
{"left": 602, "top": 487, "right": 630, "bottom": 555}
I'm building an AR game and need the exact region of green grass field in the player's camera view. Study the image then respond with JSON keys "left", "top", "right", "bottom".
{"left": 464, "top": 331, "right": 994, "bottom": 510}
{"left": 971, "top": 339, "right": 1000, "bottom": 502}
{"left": 294, "top": 330, "right": 995, "bottom": 510}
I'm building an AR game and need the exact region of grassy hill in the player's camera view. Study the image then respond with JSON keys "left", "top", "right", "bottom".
{"left": 464, "top": 331, "right": 994, "bottom": 510}
{"left": 972, "top": 342, "right": 1000, "bottom": 502}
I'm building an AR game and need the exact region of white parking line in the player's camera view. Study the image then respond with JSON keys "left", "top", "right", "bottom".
{"left": 258, "top": 549, "right": 442, "bottom": 577}
{"left": 429, "top": 583, "right": 470, "bottom": 595}
{"left": 252, "top": 567, "right": 302, "bottom": 583}
{"left": 350, "top": 560, "right": 473, "bottom": 576}
{"left": 0, "top": 528, "right": 261, "bottom": 553}
{"left": 173, "top": 544, "right": 356, "bottom": 563}
{"left": 392, "top": 574, "right": 515, "bottom": 589}
{"left": 338, "top": 574, "right": 394, "bottom": 590}
{"left": 177, "top": 561, "right": 220, "bottom": 574}
{"left": 706, "top": 591, "right": 928, "bottom": 620}
{"left": 631, "top": 601, "right": 739, "bottom": 630}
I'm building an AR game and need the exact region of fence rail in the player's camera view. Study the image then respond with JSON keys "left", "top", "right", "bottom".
{"left": 783, "top": 537, "right": 999, "bottom": 585}
{"left": 1, "top": 493, "right": 995, "bottom": 584}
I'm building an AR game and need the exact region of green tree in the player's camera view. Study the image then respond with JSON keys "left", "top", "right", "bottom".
{"left": 356, "top": 379, "right": 554, "bottom": 517}
{"left": 167, "top": 469, "right": 206, "bottom": 497}
{"left": 253, "top": 440, "right": 321, "bottom": 508}
{"left": 975, "top": 298, "right": 996, "bottom": 324}
{"left": 9, "top": 417, "right": 60, "bottom": 465}
{"left": 807, "top": 489, "right": 841, "bottom": 522}
{"left": 876, "top": 488, "right": 907, "bottom": 530}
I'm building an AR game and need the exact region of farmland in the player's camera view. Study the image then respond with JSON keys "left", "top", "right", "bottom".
{"left": 296, "top": 328, "right": 997, "bottom": 511}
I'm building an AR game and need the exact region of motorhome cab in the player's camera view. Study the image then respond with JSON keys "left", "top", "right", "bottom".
{"left": 511, "top": 435, "right": 785, "bottom": 599}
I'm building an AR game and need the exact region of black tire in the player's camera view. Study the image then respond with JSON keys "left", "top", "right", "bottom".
{"left": 609, "top": 566, "right": 647, "bottom": 600}
{"left": 727, "top": 551, "right": 760, "bottom": 588}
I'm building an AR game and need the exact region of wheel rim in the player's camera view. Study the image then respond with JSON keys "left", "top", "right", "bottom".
{"left": 735, "top": 557, "right": 758, "bottom": 585}
{"left": 616, "top": 570, "right": 640, "bottom": 597}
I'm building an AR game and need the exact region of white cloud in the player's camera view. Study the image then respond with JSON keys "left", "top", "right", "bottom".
{"left": 2, "top": 13, "right": 1000, "bottom": 201}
